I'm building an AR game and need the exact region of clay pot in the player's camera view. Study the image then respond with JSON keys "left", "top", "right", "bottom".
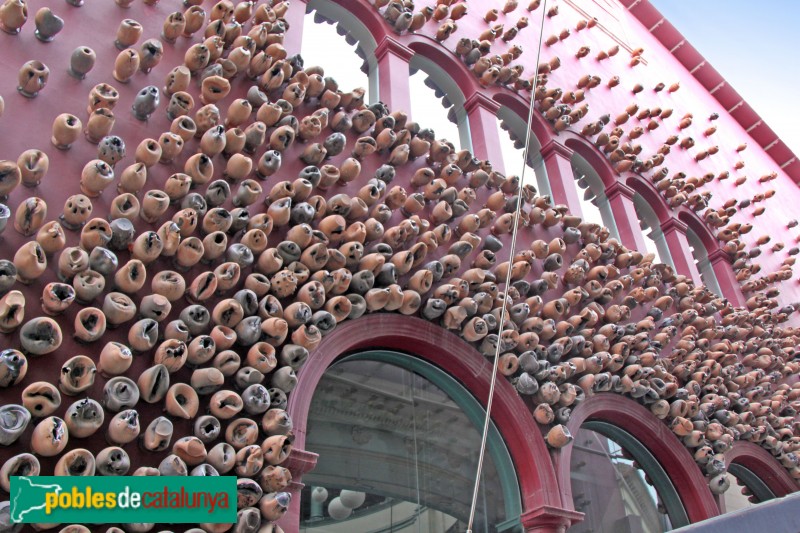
{"left": 64, "top": 398, "right": 104, "bottom": 438}
{"left": 21, "top": 382, "right": 59, "bottom": 419}
{"left": 31, "top": 416, "right": 68, "bottom": 456}
{"left": 139, "top": 38, "right": 163, "bottom": 73}
{"left": 162, "top": 11, "right": 185, "bottom": 43}
{"left": 164, "top": 65, "right": 191, "bottom": 96}
{"left": 41, "top": 282, "right": 74, "bottom": 315}
{"left": 0, "top": 291, "right": 24, "bottom": 333}
{"left": 17, "top": 60, "right": 49, "bottom": 98}
{"left": 69, "top": 46, "right": 96, "bottom": 79}
{"left": 167, "top": 91, "right": 194, "bottom": 120}
{"left": 0, "top": 348, "right": 26, "bottom": 387}
{"left": 59, "top": 355, "right": 96, "bottom": 395}
{"left": 54, "top": 448, "right": 95, "bottom": 476}
{"left": 98, "top": 135, "right": 126, "bottom": 167}
{"left": 85, "top": 108, "right": 116, "bottom": 144}
{"left": 14, "top": 241, "right": 46, "bottom": 284}
{"left": 0, "top": 453, "right": 39, "bottom": 493}
{"left": 98, "top": 342, "right": 133, "bottom": 377}
{"left": 102, "top": 292, "right": 136, "bottom": 327}
{"left": 131, "top": 85, "right": 160, "bottom": 120}
{"left": 73, "top": 307, "right": 106, "bottom": 343}
{"left": 13, "top": 196, "right": 46, "bottom": 236}
{"left": 33, "top": 7, "right": 63, "bottom": 41}
{"left": 0, "top": 0, "right": 26, "bottom": 35}
{"left": 116, "top": 19, "right": 142, "bottom": 49}
{"left": 546, "top": 424, "right": 573, "bottom": 448}
{"left": 52, "top": 113, "right": 82, "bottom": 149}
{"left": 95, "top": 446, "right": 130, "bottom": 475}
{"left": 0, "top": 161, "right": 19, "bottom": 200}
{"left": 106, "top": 409, "right": 140, "bottom": 445}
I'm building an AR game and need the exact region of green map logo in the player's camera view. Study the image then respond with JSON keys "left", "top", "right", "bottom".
{"left": 10, "top": 476, "right": 237, "bottom": 524}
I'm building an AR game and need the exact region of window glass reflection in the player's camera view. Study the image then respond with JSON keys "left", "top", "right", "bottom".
{"left": 301, "top": 9, "right": 370, "bottom": 99}
{"left": 300, "top": 360, "right": 507, "bottom": 532}
{"left": 570, "top": 427, "right": 672, "bottom": 533}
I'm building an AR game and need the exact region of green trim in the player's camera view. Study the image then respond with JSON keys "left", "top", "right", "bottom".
{"left": 583, "top": 420, "right": 690, "bottom": 528}
{"left": 341, "top": 350, "right": 523, "bottom": 532}
{"left": 727, "top": 463, "right": 775, "bottom": 504}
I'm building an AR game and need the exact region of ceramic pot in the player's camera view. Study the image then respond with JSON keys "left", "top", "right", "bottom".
{"left": 98, "top": 135, "right": 126, "bottom": 167}
{"left": 98, "top": 341, "right": 133, "bottom": 377}
{"left": 51, "top": 113, "right": 82, "bottom": 149}
{"left": 131, "top": 85, "right": 160, "bottom": 120}
{"left": 54, "top": 448, "right": 95, "bottom": 476}
{"left": 60, "top": 194, "right": 93, "bottom": 230}
{"left": 0, "top": 291, "right": 24, "bottom": 333}
{"left": 87, "top": 82, "right": 120, "bottom": 114}
{"left": 139, "top": 38, "right": 163, "bottom": 73}
{"left": 80, "top": 159, "right": 114, "bottom": 197}
{"left": 59, "top": 355, "right": 96, "bottom": 395}
{"left": 21, "top": 381, "right": 59, "bottom": 417}
{"left": 85, "top": 108, "right": 116, "bottom": 144}
{"left": 17, "top": 60, "right": 49, "bottom": 98}
{"left": 13, "top": 241, "right": 46, "bottom": 285}
{"left": 13, "top": 197, "right": 46, "bottom": 236}
{"left": 31, "top": 416, "right": 68, "bottom": 456}
{"left": 69, "top": 46, "right": 95, "bottom": 79}
{"left": 113, "top": 48, "right": 140, "bottom": 83}
{"left": 162, "top": 11, "right": 185, "bottom": 43}
{"left": 0, "top": 0, "right": 27, "bottom": 35}
{"left": 164, "top": 65, "right": 191, "bottom": 96}
{"left": 0, "top": 161, "right": 20, "bottom": 200}
{"left": 72, "top": 269, "right": 105, "bottom": 303}
{"left": 115, "top": 19, "right": 142, "bottom": 49}
{"left": 64, "top": 398, "right": 104, "bottom": 438}
{"left": 33, "top": 7, "right": 62, "bottom": 41}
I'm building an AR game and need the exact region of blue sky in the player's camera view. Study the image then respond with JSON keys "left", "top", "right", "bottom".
{"left": 650, "top": 0, "right": 800, "bottom": 155}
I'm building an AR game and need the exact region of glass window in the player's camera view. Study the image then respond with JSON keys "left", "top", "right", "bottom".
{"left": 409, "top": 68, "right": 463, "bottom": 150}
{"left": 686, "top": 228, "right": 722, "bottom": 296}
{"left": 571, "top": 154, "right": 614, "bottom": 232}
{"left": 724, "top": 464, "right": 776, "bottom": 513}
{"left": 300, "top": 357, "right": 517, "bottom": 532}
{"left": 570, "top": 425, "right": 683, "bottom": 533}
{"left": 496, "top": 113, "right": 548, "bottom": 195}
{"left": 301, "top": 6, "right": 371, "bottom": 100}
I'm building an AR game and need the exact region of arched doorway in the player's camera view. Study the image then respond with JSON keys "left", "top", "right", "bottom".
{"left": 298, "top": 350, "right": 523, "bottom": 532}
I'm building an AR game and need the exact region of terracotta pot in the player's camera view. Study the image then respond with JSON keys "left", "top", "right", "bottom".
{"left": 64, "top": 398, "right": 104, "bottom": 438}
{"left": 54, "top": 448, "right": 95, "bottom": 476}
{"left": 164, "top": 65, "right": 191, "bottom": 96}
{"left": 31, "top": 416, "right": 68, "bottom": 456}
{"left": 13, "top": 196, "right": 46, "bottom": 236}
{"left": 98, "top": 342, "right": 133, "bottom": 377}
{"left": 21, "top": 381, "right": 59, "bottom": 417}
{"left": 17, "top": 60, "right": 48, "bottom": 98}
{"left": 0, "top": 0, "right": 27, "bottom": 35}
{"left": 162, "top": 11, "right": 185, "bottom": 43}
{"left": 33, "top": 7, "right": 62, "bottom": 41}
{"left": 139, "top": 38, "right": 163, "bottom": 73}
{"left": 85, "top": 108, "right": 116, "bottom": 144}
{"left": 115, "top": 19, "right": 142, "bottom": 49}
{"left": 14, "top": 241, "right": 46, "bottom": 284}
{"left": 97, "top": 135, "right": 126, "bottom": 167}
{"left": 131, "top": 85, "right": 160, "bottom": 120}
{"left": 51, "top": 113, "right": 82, "bottom": 149}
{"left": 0, "top": 291, "right": 25, "bottom": 333}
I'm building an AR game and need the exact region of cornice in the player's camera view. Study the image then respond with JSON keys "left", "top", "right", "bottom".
{"left": 374, "top": 36, "right": 415, "bottom": 62}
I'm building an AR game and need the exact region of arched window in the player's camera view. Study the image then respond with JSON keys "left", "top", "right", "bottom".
{"left": 301, "top": 0, "right": 376, "bottom": 102}
{"left": 686, "top": 228, "right": 722, "bottom": 295}
{"left": 570, "top": 422, "right": 689, "bottom": 533}
{"left": 723, "top": 464, "right": 777, "bottom": 513}
{"left": 571, "top": 154, "right": 616, "bottom": 232}
{"left": 496, "top": 107, "right": 550, "bottom": 195}
{"left": 299, "top": 351, "right": 522, "bottom": 532}
{"left": 409, "top": 56, "right": 469, "bottom": 150}
{"left": 633, "top": 195, "right": 671, "bottom": 264}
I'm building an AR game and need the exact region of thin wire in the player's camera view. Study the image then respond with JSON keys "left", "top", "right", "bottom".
{"left": 466, "top": 0, "right": 549, "bottom": 530}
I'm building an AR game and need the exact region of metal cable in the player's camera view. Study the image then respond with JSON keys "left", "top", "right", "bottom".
{"left": 466, "top": 1, "right": 549, "bottom": 530}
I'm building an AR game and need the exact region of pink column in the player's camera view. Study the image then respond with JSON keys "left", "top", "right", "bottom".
{"left": 661, "top": 218, "right": 703, "bottom": 285}
{"left": 375, "top": 36, "right": 414, "bottom": 113}
{"left": 605, "top": 182, "right": 649, "bottom": 252}
{"left": 281, "top": 0, "right": 308, "bottom": 56}
{"left": 708, "top": 248, "right": 746, "bottom": 306}
{"left": 276, "top": 447, "right": 319, "bottom": 533}
{"left": 464, "top": 92, "right": 505, "bottom": 174}
{"left": 539, "top": 139, "right": 584, "bottom": 217}
{"left": 521, "top": 505, "right": 584, "bottom": 533}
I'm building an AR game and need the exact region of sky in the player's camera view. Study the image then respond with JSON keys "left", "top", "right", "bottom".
{"left": 650, "top": 0, "right": 800, "bottom": 155}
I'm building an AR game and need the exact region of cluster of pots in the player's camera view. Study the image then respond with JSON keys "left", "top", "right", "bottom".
{"left": 0, "top": 0, "right": 798, "bottom": 532}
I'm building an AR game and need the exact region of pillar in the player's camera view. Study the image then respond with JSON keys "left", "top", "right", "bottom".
{"left": 276, "top": 447, "right": 319, "bottom": 533}
{"left": 374, "top": 36, "right": 414, "bottom": 113}
{"left": 605, "top": 182, "right": 649, "bottom": 252}
{"left": 464, "top": 93, "right": 506, "bottom": 174}
{"left": 539, "top": 140, "right": 584, "bottom": 217}
{"left": 661, "top": 218, "right": 703, "bottom": 285}
{"left": 520, "top": 505, "right": 584, "bottom": 533}
{"left": 281, "top": 0, "right": 308, "bottom": 56}
{"left": 708, "top": 248, "right": 746, "bottom": 306}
